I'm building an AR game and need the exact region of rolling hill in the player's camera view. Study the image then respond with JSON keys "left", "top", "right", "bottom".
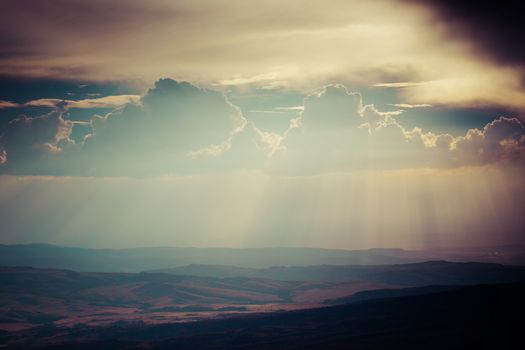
{"left": 3, "top": 280, "right": 524, "bottom": 349}
{"left": 1, "top": 261, "right": 525, "bottom": 333}
{"left": 149, "top": 260, "right": 525, "bottom": 284}
{"left": 1, "top": 244, "right": 524, "bottom": 272}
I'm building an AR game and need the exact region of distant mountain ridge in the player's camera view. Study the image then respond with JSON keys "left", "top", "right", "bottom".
{"left": 1, "top": 243, "right": 524, "bottom": 272}
{"left": 150, "top": 260, "right": 525, "bottom": 284}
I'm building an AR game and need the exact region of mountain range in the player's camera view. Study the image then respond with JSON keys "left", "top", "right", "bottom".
{"left": 1, "top": 244, "right": 524, "bottom": 272}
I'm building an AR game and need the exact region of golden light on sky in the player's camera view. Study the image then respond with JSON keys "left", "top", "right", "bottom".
{"left": 0, "top": 0, "right": 523, "bottom": 249}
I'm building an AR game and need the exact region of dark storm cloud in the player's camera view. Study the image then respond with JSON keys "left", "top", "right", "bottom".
{"left": 404, "top": 0, "right": 525, "bottom": 67}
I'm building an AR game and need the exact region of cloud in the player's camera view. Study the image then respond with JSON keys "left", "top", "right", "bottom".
{"left": 73, "top": 79, "right": 257, "bottom": 175}
{"left": 270, "top": 84, "right": 525, "bottom": 174}
{"left": 372, "top": 81, "right": 429, "bottom": 88}
{"left": 0, "top": 78, "right": 279, "bottom": 176}
{"left": 274, "top": 106, "right": 304, "bottom": 112}
{"left": 24, "top": 95, "right": 141, "bottom": 109}
{"left": 216, "top": 73, "right": 278, "bottom": 87}
{"left": 403, "top": 0, "right": 525, "bottom": 67}
{"left": 300, "top": 84, "right": 364, "bottom": 129}
{"left": 97, "top": 79, "right": 243, "bottom": 149}
{"left": 0, "top": 100, "right": 19, "bottom": 108}
{"left": 390, "top": 103, "right": 432, "bottom": 109}
{"left": 452, "top": 117, "right": 525, "bottom": 166}
{"left": 0, "top": 95, "right": 140, "bottom": 110}
{"left": 0, "top": 146, "right": 6, "bottom": 165}
{"left": 268, "top": 85, "right": 415, "bottom": 173}
{"left": 0, "top": 104, "right": 76, "bottom": 174}
{"left": 1, "top": 107, "right": 73, "bottom": 154}
{"left": 248, "top": 106, "right": 305, "bottom": 114}
{"left": 0, "top": 81, "right": 523, "bottom": 176}
{"left": 2, "top": 0, "right": 525, "bottom": 111}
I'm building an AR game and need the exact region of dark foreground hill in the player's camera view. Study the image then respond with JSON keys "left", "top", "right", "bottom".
{"left": 3, "top": 281, "right": 524, "bottom": 349}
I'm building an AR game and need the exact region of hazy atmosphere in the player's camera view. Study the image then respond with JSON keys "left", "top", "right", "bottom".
{"left": 1, "top": 0, "right": 524, "bottom": 249}
{"left": 1, "top": 1, "right": 525, "bottom": 349}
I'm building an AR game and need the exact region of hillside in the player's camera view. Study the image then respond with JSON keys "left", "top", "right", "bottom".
{"left": 1, "top": 244, "right": 524, "bottom": 272}
{"left": 150, "top": 260, "right": 525, "bottom": 284}
{"left": 1, "top": 261, "right": 525, "bottom": 332}
{"left": 3, "top": 281, "right": 524, "bottom": 349}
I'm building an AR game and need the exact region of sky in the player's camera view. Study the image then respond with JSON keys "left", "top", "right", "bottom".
{"left": 0, "top": 0, "right": 524, "bottom": 249}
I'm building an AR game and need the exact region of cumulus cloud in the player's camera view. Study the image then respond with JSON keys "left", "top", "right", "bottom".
{"left": 268, "top": 86, "right": 412, "bottom": 173}
{"left": 0, "top": 80, "right": 523, "bottom": 176}
{"left": 0, "top": 78, "right": 274, "bottom": 176}
{"left": 301, "top": 85, "right": 363, "bottom": 129}
{"left": 452, "top": 117, "right": 525, "bottom": 166}
{"left": 0, "top": 103, "right": 77, "bottom": 174}
{"left": 271, "top": 84, "right": 525, "bottom": 174}
{"left": 76, "top": 79, "right": 253, "bottom": 175}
